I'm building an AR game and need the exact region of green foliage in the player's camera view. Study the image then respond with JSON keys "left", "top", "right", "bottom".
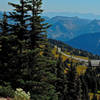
{"left": 0, "top": 86, "right": 14, "bottom": 97}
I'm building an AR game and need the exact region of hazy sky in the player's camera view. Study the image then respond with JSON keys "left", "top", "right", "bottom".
{"left": 0, "top": 0, "right": 100, "bottom": 14}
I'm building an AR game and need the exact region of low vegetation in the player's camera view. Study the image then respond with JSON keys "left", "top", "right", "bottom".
{"left": 14, "top": 88, "right": 30, "bottom": 100}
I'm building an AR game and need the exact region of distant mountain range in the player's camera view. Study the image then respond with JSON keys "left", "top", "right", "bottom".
{"left": 46, "top": 16, "right": 100, "bottom": 41}
{"left": 43, "top": 12, "right": 100, "bottom": 19}
{"left": 46, "top": 16, "right": 91, "bottom": 41}
{"left": 67, "top": 32, "right": 100, "bottom": 55}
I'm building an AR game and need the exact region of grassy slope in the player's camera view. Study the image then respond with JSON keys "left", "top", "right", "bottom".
{"left": 52, "top": 47, "right": 87, "bottom": 75}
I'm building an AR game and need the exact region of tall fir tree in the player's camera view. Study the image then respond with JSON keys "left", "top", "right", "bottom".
{"left": 8, "top": 0, "right": 30, "bottom": 53}
{"left": 0, "top": 12, "right": 19, "bottom": 86}
{"left": 64, "top": 62, "right": 82, "bottom": 100}
{"left": 25, "top": 0, "right": 50, "bottom": 49}
{"left": 0, "top": 12, "right": 9, "bottom": 66}
{"left": 0, "top": 12, "right": 9, "bottom": 84}
{"left": 0, "top": 12, "right": 9, "bottom": 36}
{"left": 8, "top": 0, "right": 29, "bottom": 38}
{"left": 76, "top": 77, "right": 83, "bottom": 100}
{"left": 80, "top": 75, "right": 89, "bottom": 100}
{"left": 84, "top": 66, "right": 97, "bottom": 93}
{"left": 55, "top": 55, "right": 66, "bottom": 100}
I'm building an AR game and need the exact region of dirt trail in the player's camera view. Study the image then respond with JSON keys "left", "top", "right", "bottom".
{"left": 0, "top": 98, "right": 7, "bottom": 100}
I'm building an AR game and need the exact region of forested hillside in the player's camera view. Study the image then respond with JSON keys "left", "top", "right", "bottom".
{"left": 49, "top": 39, "right": 100, "bottom": 59}
{"left": 0, "top": 0, "right": 100, "bottom": 100}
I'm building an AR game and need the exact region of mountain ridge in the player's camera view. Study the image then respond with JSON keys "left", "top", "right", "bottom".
{"left": 47, "top": 16, "right": 91, "bottom": 41}
{"left": 43, "top": 12, "right": 100, "bottom": 19}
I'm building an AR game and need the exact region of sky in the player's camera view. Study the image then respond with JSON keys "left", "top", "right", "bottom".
{"left": 0, "top": 0, "right": 100, "bottom": 15}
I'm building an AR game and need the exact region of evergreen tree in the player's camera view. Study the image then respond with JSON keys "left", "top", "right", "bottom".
{"left": 55, "top": 55, "right": 66, "bottom": 100}
{"left": 0, "top": 12, "right": 9, "bottom": 36}
{"left": 76, "top": 77, "right": 82, "bottom": 100}
{"left": 84, "top": 67, "right": 97, "bottom": 93}
{"left": 25, "top": 0, "right": 50, "bottom": 49}
{"left": 0, "top": 12, "right": 19, "bottom": 86}
{"left": 8, "top": 0, "right": 30, "bottom": 53}
{"left": 8, "top": 0, "right": 29, "bottom": 38}
{"left": 80, "top": 75, "right": 89, "bottom": 100}
{"left": 21, "top": 44, "right": 58, "bottom": 99}
{"left": 0, "top": 12, "right": 9, "bottom": 66}
{"left": 0, "top": 12, "right": 9, "bottom": 84}
{"left": 7, "top": 0, "right": 58, "bottom": 99}
{"left": 65, "top": 62, "right": 82, "bottom": 100}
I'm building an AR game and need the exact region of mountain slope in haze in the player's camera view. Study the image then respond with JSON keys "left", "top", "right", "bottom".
{"left": 47, "top": 16, "right": 91, "bottom": 41}
{"left": 82, "top": 20, "right": 100, "bottom": 33}
{"left": 46, "top": 16, "right": 100, "bottom": 42}
{"left": 67, "top": 32, "right": 100, "bottom": 55}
